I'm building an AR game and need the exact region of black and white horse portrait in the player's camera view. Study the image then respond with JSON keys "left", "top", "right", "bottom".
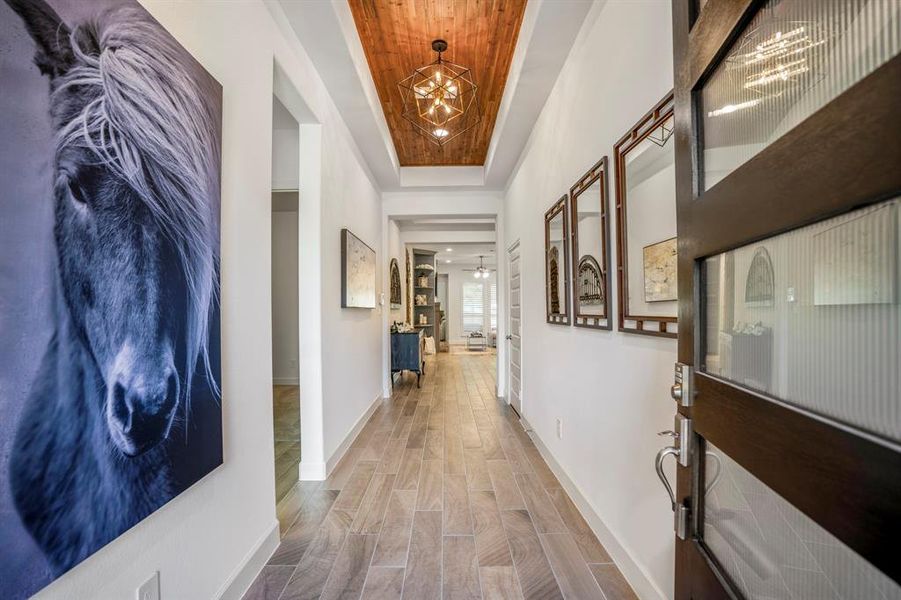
{"left": 0, "top": 1, "right": 223, "bottom": 596}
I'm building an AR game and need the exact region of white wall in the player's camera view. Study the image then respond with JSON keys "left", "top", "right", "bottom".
{"left": 272, "top": 203, "right": 299, "bottom": 384}
{"left": 33, "top": 1, "right": 383, "bottom": 598}
{"left": 272, "top": 127, "right": 300, "bottom": 190}
{"left": 502, "top": 1, "right": 676, "bottom": 598}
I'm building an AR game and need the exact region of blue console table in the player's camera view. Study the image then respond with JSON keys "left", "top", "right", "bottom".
{"left": 391, "top": 330, "right": 425, "bottom": 388}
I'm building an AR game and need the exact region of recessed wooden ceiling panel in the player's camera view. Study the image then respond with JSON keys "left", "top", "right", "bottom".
{"left": 348, "top": 0, "right": 527, "bottom": 166}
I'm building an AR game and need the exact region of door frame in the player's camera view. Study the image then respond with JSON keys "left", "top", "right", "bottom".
{"left": 671, "top": 1, "right": 901, "bottom": 597}
{"left": 506, "top": 239, "right": 522, "bottom": 416}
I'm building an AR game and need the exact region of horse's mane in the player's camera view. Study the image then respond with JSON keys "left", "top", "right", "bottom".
{"left": 53, "top": 6, "right": 221, "bottom": 407}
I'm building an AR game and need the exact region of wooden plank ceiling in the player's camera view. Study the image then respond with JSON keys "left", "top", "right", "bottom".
{"left": 348, "top": 0, "right": 527, "bottom": 166}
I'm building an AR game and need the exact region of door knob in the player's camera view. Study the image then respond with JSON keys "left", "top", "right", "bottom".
{"left": 670, "top": 383, "right": 683, "bottom": 402}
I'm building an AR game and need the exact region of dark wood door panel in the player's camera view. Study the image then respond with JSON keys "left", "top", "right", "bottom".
{"left": 693, "top": 374, "right": 901, "bottom": 584}
{"left": 688, "top": 541, "right": 738, "bottom": 600}
{"left": 686, "top": 54, "right": 901, "bottom": 260}
{"left": 684, "top": 0, "right": 756, "bottom": 89}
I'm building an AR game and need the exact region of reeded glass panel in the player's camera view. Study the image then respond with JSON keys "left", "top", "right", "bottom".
{"left": 703, "top": 198, "right": 901, "bottom": 442}
{"left": 702, "top": 0, "right": 901, "bottom": 190}
{"left": 704, "top": 444, "right": 901, "bottom": 599}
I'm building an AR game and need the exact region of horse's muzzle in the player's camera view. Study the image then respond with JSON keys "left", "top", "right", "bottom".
{"left": 105, "top": 343, "right": 180, "bottom": 456}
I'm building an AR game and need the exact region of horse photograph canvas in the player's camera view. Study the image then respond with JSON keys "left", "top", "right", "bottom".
{"left": 0, "top": 0, "right": 223, "bottom": 596}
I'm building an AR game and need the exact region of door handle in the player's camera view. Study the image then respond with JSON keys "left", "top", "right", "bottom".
{"left": 505, "top": 335, "right": 513, "bottom": 340}
{"left": 655, "top": 445, "right": 679, "bottom": 511}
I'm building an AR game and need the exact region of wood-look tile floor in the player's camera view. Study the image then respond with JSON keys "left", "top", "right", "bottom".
{"left": 246, "top": 353, "right": 638, "bottom": 600}
{"left": 274, "top": 385, "right": 301, "bottom": 503}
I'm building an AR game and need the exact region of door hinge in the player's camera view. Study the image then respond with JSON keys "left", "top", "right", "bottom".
{"left": 675, "top": 503, "right": 690, "bottom": 540}
{"left": 671, "top": 362, "right": 693, "bottom": 407}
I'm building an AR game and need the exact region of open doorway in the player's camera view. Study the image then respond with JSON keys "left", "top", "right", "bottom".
{"left": 271, "top": 96, "right": 300, "bottom": 505}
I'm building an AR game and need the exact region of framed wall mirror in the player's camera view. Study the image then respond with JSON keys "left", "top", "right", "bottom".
{"left": 545, "top": 195, "right": 571, "bottom": 325}
{"left": 569, "top": 157, "right": 611, "bottom": 330}
{"left": 389, "top": 258, "right": 402, "bottom": 308}
{"left": 614, "top": 91, "right": 678, "bottom": 338}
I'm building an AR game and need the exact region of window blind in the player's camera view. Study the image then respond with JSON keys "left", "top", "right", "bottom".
{"left": 462, "top": 281, "right": 484, "bottom": 333}
{"left": 490, "top": 283, "right": 497, "bottom": 330}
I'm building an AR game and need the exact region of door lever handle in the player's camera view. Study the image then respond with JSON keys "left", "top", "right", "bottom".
{"left": 655, "top": 446, "right": 679, "bottom": 511}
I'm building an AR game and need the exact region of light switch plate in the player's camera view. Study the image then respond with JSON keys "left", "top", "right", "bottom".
{"left": 137, "top": 572, "right": 160, "bottom": 600}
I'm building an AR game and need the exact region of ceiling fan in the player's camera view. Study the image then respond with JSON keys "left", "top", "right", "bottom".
{"left": 463, "top": 256, "right": 495, "bottom": 279}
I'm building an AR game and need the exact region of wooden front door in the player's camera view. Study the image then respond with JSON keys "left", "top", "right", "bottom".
{"left": 669, "top": 1, "right": 901, "bottom": 598}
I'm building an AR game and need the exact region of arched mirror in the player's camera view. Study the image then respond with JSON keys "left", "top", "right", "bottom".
{"left": 389, "top": 258, "right": 402, "bottom": 308}
{"left": 570, "top": 157, "right": 611, "bottom": 329}
{"left": 545, "top": 195, "right": 570, "bottom": 325}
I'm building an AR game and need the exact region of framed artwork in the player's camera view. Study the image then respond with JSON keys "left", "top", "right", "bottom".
{"left": 614, "top": 91, "right": 678, "bottom": 338}
{"left": 341, "top": 228, "right": 377, "bottom": 308}
{"left": 643, "top": 237, "right": 678, "bottom": 302}
{"left": 0, "top": 1, "right": 223, "bottom": 596}
{"left": 813, "top": 203, "right": 896, "bottom": 306}
{"left": 389, "top": 258, "right": 402, "bottom": 308}
{"left": 570, "top": 156, "right": 612, "bottom": 330}
{"left": 545, "top": 195, "right": 571, "bottom": 325}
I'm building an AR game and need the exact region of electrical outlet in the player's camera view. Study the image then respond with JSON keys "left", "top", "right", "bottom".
{"left": 556, "top": 418, "right": 563, "bottom": 440}
{"left": 137, "top": 572, "right": 160, "bottom": 600}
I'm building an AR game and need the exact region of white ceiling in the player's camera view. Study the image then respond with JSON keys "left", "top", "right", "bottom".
{"left": 414, "top": 242, "right": 497, "bottom": 267}
{"left": 395, "top": 217, "right": 495, "bottom": 232}
{"left": 275, "top": 0, "right": 594, "bottom": 192}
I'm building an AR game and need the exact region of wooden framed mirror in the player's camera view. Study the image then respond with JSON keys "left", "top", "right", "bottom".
{"left": 389, "top": 258, "right": 402, "bottom": 308}
{"left": 545, "top": 195, "right": 570, "bottom": 325}
{"left": 614, "top": 91, "right": 678, "bottom": 338}
{"left": 569, "top": 157, "right": 611, "bottom": 330}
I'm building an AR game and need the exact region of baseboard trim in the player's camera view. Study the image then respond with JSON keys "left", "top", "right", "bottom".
{"left": 325, "top": 393, "right": 383, "bottom": 476}
{"left": 216, "top": 520, "right": 280, "bottom": 600}
{"left": 273, "top": 377, "right": 299, "bottom": 386}
{"left": 519, "top": 415, "right": 668, "bottom": 600}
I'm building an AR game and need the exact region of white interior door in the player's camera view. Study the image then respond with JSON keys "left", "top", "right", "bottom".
{"left": 507, "top": 242, "right": 522, "bottom": 415}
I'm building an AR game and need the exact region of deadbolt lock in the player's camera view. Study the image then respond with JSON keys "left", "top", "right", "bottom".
{"left": 672, "top": 362, "right": 693, "bottom": 407}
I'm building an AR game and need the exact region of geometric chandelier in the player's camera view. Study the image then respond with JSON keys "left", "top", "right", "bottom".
{"left": 397, "top": 39, "right": 481, "bottom": 147}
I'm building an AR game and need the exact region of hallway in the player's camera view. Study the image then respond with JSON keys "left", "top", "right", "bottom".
{"left": 245, "top": 352, "right": 637, "bottom": 599}
{"left": 273, "top": 385, "right": 301, "bottom": 503}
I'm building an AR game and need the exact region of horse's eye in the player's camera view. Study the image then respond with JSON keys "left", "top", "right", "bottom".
{"left": 67, "top": 179, "right": 89, "bottom": 206}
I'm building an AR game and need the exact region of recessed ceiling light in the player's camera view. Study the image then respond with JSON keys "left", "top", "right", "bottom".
{"left": 445, "top": 259, "right": 452, "bottom": 263}
{"left": 445, "top": 248, "right": 453, "bottom": 252}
